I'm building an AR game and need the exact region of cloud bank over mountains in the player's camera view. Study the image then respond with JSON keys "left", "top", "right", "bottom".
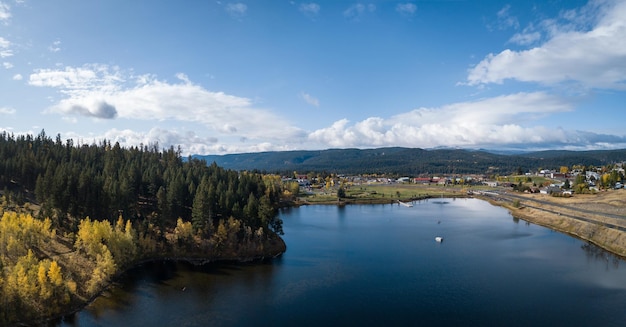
{"left": 2, "top": 0, "right": 625, "bottom": 155}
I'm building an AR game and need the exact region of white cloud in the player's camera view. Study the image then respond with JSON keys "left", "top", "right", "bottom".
{"left": 59, "top": 127, "right": 304, "bottom": 156}
{"left": 0, "top": 107, "right": 15, "bottom": 115}
{"left": 307, "top": 92, "right": 607, "bottom": 149}
{"left": 28, "top": 64, "right": 307, "bottom": 144}
{"left": 100, "top": 127, "right": 218, "bottom": 154}
{"left": 12, "top": 73, "right": 22, "bottom": 80}
{"left": 225, "top": 2, "right": 247, "bottom": 19}
{"left": 29, "top": 64, "right": 123, "bottom": 90}
{"left": 299, "top": 3, "right": 320, "bottom": 15}
{"left": 468, "top": 0, "right": 626, "bottom": 90}
{"left": 301, "top": 92, "right": 319, "bottom": 107}
{"left": 0, "top": 2, "right": 10, "bottom": 23}
{"left": 343, "top": 3, "right": 375, "bottom": 21}
{"left": 396, "top": 3, "right": 416, "bottom": 16}
{"left": 0, "top": 36, "right": 12, "bottom": 58}
{"left": 496, "top": 4, "right": 519, "bottom": 30}
{"left": 48, "top": 40, "right": 61, "bottom": 53}
{"left": 509, "top": 23, "right": 542, "bottom": 45}
{"left": 2, "top": 61, "right": 12, "bottom": 69}
{"left": 509, "top": 30, "right": 541, "bottom": 45}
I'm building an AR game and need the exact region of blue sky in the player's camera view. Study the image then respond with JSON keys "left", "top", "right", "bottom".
{"left": 1, "top": 0, "right": 625, "bottom": 155}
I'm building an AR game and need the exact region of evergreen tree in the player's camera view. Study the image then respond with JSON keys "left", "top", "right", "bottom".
{"left": 191, "top": 179, "right": 211, "bottom": 234}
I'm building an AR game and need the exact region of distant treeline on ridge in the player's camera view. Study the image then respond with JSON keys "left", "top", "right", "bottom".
{"left": 195, "top": 147, "right": 626, "bottom": 175}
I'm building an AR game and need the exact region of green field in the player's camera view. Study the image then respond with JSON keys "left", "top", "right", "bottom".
{"left": 296, "top": 183, "right": 491, "bottom": 204}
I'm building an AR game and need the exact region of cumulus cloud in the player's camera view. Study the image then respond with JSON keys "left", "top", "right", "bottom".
{"left": 2, "top": 61, "right": 12, "bottom": 69}
{"left": 99, "top": 128, "right": 218, "bottom": 154}
{"left": 28, "top": 64, "right": 307, "bottom": 147}
{"left": 301, "top": 92, "right": 319, "bottom": 107}
{"left": 225, "top": 2, "right": 247, "bottom": 19}
{"left": 306, "top": 92, "right": 622, "bottom": 150}
{"left": 396, "top": 3, "right": 416, "bottom": 16}
{"left": 12, "top": 73, "right": 21, "bottom": 80}
{"left": 468, "top": 0, "right": 626, "bottom": 90}
{"left": 66, "top": 101, "right": 117, "bottom": 119}
{"left": 65, "top": 127, "right": 303, "bottom": 156}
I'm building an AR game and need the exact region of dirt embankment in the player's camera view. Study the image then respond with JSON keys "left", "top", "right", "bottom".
{"left": 483, "top": 190, "right": 626, "bottom": 258}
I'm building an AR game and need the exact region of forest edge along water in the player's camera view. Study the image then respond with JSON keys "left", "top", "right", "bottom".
{"left": 44, "top": 186, "right": 626, "bottom": 325}
{"left": 3, "top": 185, "right": 626, "bottom": 326}
{"left": 54, "top": 187, "right": 626, "bottom": 325}
{"left": 57, "top": 198, "right": 626, "bottom": 327}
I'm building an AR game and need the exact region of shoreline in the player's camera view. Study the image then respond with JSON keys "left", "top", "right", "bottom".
{"left": 478, "top": 193, "right": 626, "bottom": 259}
{"left": 296, "top": 192, "right": 626, "bottom": 258}
{"left": 45, "top": 193, "right": 626, "bottom": 325}
{"left": 40, "top": 235, "right": 287, "bottom": 326}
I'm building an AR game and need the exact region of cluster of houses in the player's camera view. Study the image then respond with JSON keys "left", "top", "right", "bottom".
{"left": 284, "top": 162, "right": 626, "bottom": 197}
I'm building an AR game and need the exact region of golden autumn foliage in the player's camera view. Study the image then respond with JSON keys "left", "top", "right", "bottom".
{"left": 0, "top": 209, "right": 280, "bottom": 325}
{"left": 0, "top": 213, "right": 73, "bottom": 323}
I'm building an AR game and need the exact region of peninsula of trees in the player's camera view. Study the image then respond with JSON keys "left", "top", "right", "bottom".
{"left": 0, "top": 130, "right": 286, "bottom": 325}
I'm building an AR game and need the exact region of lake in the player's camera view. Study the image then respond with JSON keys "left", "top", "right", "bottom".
{"left": 57, "top": 198, "right": 626, "bottom": 326}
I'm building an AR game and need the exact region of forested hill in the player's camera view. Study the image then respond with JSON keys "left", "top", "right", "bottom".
{"left": 0, "top": 130, "right": 283, "bottom": 233}
{"left": 194, "top": 147, "right": 626, "bottom": 175}
{"left": 0, "top": 130, "right": 286, "bottom": 324}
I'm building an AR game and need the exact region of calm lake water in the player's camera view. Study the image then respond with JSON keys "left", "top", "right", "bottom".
{"left": 57, "top": 198, "right": 626, "bottom": 327}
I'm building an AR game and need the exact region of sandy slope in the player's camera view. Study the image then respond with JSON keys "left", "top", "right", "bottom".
{"left": 485, "top": 189, "right": 626, "bottom": 257}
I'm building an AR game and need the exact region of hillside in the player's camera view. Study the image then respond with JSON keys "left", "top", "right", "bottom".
{"left": 194, "top": 147, "right": 626, "bottom": 175}
{"left": 0, "top": 131, "right": 287, "bottom": 325}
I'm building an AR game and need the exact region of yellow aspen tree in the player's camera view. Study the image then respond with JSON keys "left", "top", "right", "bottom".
{"left": 214, "top": 219, "right": 228, "bottom": 250}
{"left": 38, "top": 262, "right": 52, "bottom": 300}
{"left": 47, "top": 261, "right": 63, "bottom": 288}
{"left": 115, "top": 216, "right": 125, "bottom": 233}
{"left": 87, "top": 244, "right": 116, "bottom": 295}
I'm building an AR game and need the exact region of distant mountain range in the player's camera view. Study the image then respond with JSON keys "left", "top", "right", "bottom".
{"left": 192, "top": 147, "right": 626, "bottom": 175}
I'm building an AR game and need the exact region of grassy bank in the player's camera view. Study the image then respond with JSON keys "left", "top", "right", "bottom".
{"left": 481, "top": 190, "right": 626, "bottom": 258}
{"left": 295, "top": 183, "right": 478, "bottom": 205}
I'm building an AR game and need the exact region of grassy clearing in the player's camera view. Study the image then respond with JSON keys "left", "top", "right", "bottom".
{"left": 296, "top": 183, "right": 486, "bottom": 204}
{"left": 499, "top": 175, "right": 554, "bottom": 186}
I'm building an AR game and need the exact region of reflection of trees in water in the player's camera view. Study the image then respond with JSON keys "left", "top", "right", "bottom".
{"left": 581, "top": 243, "right": 621, "bottom": 270}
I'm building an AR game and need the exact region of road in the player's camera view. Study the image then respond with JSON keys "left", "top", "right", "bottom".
{"left": 480, "top": 190, "right": 626, "bottom": 232}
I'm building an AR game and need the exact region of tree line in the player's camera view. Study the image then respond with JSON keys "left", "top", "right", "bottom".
{"left": 0, "top": 130, "right": 283, "bottom": 235}
{"left": 196, "top": 147, "right": 626, "bottom": 176}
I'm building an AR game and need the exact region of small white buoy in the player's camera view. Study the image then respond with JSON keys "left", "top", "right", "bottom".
{"left": 435, "top": 236, "right": 443, "bottom": 242}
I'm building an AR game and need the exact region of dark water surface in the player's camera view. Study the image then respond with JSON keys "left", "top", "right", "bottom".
{"left": 58, "top": 199, "right": 626, "bottom": 326}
